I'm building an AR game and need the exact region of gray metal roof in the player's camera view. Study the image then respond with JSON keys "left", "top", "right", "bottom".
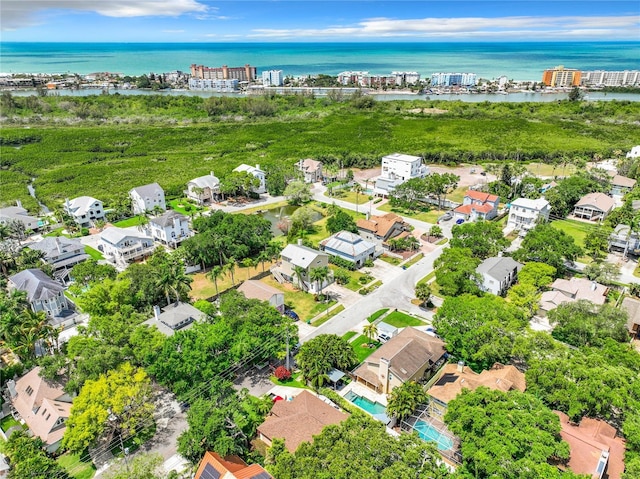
{"left": 476, "top": 256, "right": 523, "bottom": 282}
{"left": 130, "top": 182, "right": 164, "bottom": 198}
{"left": 327, "top": 368, "right": 345, "bottom": 383}
{"left": 29, "top": 237, "right": 83, "bottom": 257}
{"left": 280, "top": 244, "right": 326, "bottom": 269}
{"left": 9, "top": 268, "right": 65, "bottom": 301}
{"left": 150, "top": 210, "right": 188, "bottom": 228}
{"left": 320, "top": 231, "right": 375, "bottom": 259}
{"left": 188, "top": 174, "right": 219, "bottom": 190}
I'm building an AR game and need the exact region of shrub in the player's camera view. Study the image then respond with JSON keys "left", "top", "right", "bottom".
{"left": 80, "top": 228, "right": 90, "bottom": 236}
{"left": 333, "top": 268, "right": 350, "bottom": 285}
{"left": 274, "top": 366, "right": 291, "bottom": 381}
{"left": 329, "top": 255, "right": 357, "bottom": 271}
{"left": 363, "top": 258, "right": 374, "bottom": 267}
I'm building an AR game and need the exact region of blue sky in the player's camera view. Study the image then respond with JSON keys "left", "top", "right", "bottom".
{"left": 2, "top": 1, "right": 639, "bottom": 42}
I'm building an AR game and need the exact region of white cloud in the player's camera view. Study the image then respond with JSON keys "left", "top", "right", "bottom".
{"left": 1, "top": 0, "right": 208, "bottom": 30}
{"left": 247, "top": 15, "right": 640, "bottom": 39}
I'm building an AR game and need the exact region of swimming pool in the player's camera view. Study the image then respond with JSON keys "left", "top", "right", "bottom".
{"left": 344, "top": 391, "right": 386, "bottom": 415}
{"left": 414, "top": 420, "right": 454, "bottom": 450}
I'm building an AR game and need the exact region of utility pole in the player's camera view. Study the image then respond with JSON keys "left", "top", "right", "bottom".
{"left": 285, "top": 327, "right": 290, "bottom": 371}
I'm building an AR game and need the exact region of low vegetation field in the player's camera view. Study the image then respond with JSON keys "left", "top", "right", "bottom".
{"left": 383, "top": 311, "right": 425, "bottom": 328}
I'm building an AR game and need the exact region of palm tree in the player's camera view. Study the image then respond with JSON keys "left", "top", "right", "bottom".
{"left": 353, "top": 183, "right": 363, "bottom": 213}
{"left": 415, "top": 283, "right": 432, "bottom": 307}
{"left": 241, "top": 258, "right": 256, "bottom": 281}
{"left": 309, "top": 266, "right": 329, "bottom": 297}
{"left": 226, "top": 257, "right": 237, "bottom": 286}
{"left": 207, "top": 265, "right": 223, "bottom": 299}
{"left": 156, "top": 260, "right": 193, "bottom": 305}
{"left": 292, "top": 265, "right": 306, "bottom": 290}
{"left": 386, "top": 381, "right": 428, "bottom": 422}
{"left": 257, "top": 251, "right": 270, "bottom": 273}
{"left": 362, "top": 322, "right": 378, "bottom": 346}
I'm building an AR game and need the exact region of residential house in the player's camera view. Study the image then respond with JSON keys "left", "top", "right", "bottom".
{"left": 610, "top": 174, "right": 637, "bottom": 197}
{"left": 573, "top": 193, "right": 615, "bottom": 221}
{"left": 374, "top": 153, "right": 429, "bottom": 196}
{"left": 238, "top": 280, "right": 285, "bottom": 313}
{"left": 427, "top": 362, "right": 526, "bottom": 420}
{"left": 6, "top": 367, "right": 72, "bottom": 452}
{"left": 627, "top": 145, "right": 640, "bottom": 158}
{"left": 142, "top": 303, "right": 207, "bottom": 337}
{"left": 233, "top": 164, "right": 266, "bottom": 194}
{"left": 194, "top": 451, "right": 272, "bottom": 479}
{"left": 186, "top": 172, "right": 220, "bottom": 205}
{"left": 257, "top": 390, "right": 348, "bottom": 452}
{"left": 129, "top": 183, "right": 166, "bottom": 215}
{"left": 621, "top": 297, "right": 640, "bottom": 339}
{"left": 453, "top": 190, "right": 499, "bottom": 221}
{"left": 356, "top": 213, "right": 409, "bottom": 250}
{"left": 0, "top": 205, "right": 41, "bottom": 232}
{"left": 298, "top": 158, "right": 323, "bottom": 183}
{"left": 555, "top": 411, "right": 626, "bottom": 479}
{"left": 63, "top": 196, "right": 105, "bottom": 228}
{"left": 507, "top": 198, "right": 551, "bottom": 232}
{"left": 149, "top": 210, "right": 190, "bottom": 248}
{"left": 353, "top": 327, "right": 447, "bottom": 394}
{"left": 29, "top": 237, "right": 89, "bottom": 281}
{"left": 274, "top": 242, "right": 331, "bottom": 293}
{"left": 8, "top": 269, "right": 68, "bottom": 318}
{"left": 608, "top": 224, "right": 640, "bottom": 256}
{"left": 538, "top": 277, "right": 608, "bottom": 317}
{"left": 540, "top": 181, "right": 558, "bottom": 194}
{"left": 475, "top": 256, "right": 523, "bottom": 296}
{"left": 98, "top": 227, "right": 155, "bottom": 266}
{"left": 319, "top": 231, "right": 376, "bottom": 268}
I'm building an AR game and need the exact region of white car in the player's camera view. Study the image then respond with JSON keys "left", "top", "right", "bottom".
{"left": 378, "top": 333, "right": 391, "bottom": 343}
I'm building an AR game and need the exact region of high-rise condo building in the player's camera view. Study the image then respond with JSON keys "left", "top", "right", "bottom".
{"left": 581, "top": 70, "right": 640, "bottom": 87}
{"left": 190, "top": 64, "right": 257, "bottom": 82}
{"left": 262, "top": 70, "right": 284, "bottom": 86}
{"left": 542, "top": 66, "right": 581, "bottom": 87}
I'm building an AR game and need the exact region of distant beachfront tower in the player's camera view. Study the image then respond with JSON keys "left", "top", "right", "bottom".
{"left": 392, "top": 71, "right": 421, "bottom": 85}
{"left": 430, "top": 72, "right": 476, "bottom": 87}
{"left": 262, "top": 70, "right": 284, "bottom": 87}
{"left": 542, "top": 66, "right": 581, "bottom": 87}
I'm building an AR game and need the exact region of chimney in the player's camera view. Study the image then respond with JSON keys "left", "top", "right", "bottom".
{"left": 297, "top": 239, "right": 303, "bottom": 246}
{"left": 366, "top": 212, "right": 370, "bottom": 220}
{"left": 379, "top": 357, "right": 390, "bottom": 393}
{"left": 591, "top": 281, "right": 597, "bottom": 291}
{"left": 16, "top": 199, "right": 22, "bottom": 208}
{"left": 256, "top": 164, "right": 260, "bottom": 171}
{"left": 153, "top": 305, "right": 161, "bottom": 320}
{"left": 210, "top": 171, "right": 214, "bottom": 178}
{"left": 457, "top": 361, "right": 465, "bottom": 373}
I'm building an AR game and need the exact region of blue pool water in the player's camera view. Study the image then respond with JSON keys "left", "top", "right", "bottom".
{"left": 414, "top": 420, "right": 454, "bottom": 450}
{"left": 345, "top": 391, "right": 386, "bottom": 416}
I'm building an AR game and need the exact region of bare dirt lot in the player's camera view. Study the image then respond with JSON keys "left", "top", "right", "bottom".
{"left": 353, "top": 165, "right": 497, "bottom": 188}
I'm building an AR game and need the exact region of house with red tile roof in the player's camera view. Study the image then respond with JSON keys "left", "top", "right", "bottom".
{"left": 194, "top": 451, "right": 272, "bottom": 479}
{"left": 554, "top": 412, "right": 625, "bottom": 479}
{"left": 453, "top": 190, "right": 499, "bottom": 221}
{"left": 257, "top": 390, "right": 348, "bottom": 452}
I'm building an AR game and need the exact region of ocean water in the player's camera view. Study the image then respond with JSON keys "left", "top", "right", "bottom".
{"left": 2, "top": 42, "right": 639, "bottom": 80}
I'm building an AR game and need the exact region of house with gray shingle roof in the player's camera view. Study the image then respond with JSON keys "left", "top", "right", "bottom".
{"left": 149, "top": 210, "right": 190, "bottom": 248}
{"left": 8, "top": 268, "right": 68, "bottom": 317}
{"left": 63, "top": 196, "right": 104, "bottom": 227}
{"left": 186, "top": 172, "right": 220, "bottom": 205}
{"left": 276, "top": 242, "right": 331, "bottom": 293}
{"left": 0, "top": 206, "right": 41, "bottom": 231}
{"left": 29, "top": 236, "right": 89, "bottom": 281}
{"left": 129, "top": 183, "right": 166, "bottom": 215}
{"left": 475, "top": 256, "right": 523, "bottom": 296}
{"left": 319, "top": 231, "right": 376, "bottom": 268}
{"left": 142, "top": 303, "right": 207, "bottom": 336}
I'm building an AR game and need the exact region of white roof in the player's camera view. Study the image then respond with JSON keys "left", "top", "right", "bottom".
{"left": 67, "top": 196, "right": 101, "bottom": 215}
{"left": 233, "top": 164, "right": 263, "bottom": 174}
{"left": 382, "top": 153, "right": 422, "bottom": 163}
{"left": 188, "top": 174, "right": 219, "bottom": 190}
{"left": 510, "top": 198, "right": 550, "bottom": 210}
{"left": 320, "top": 231, "right": 376, "bottom": 258}
{"left": 100, "top": 226, "right": 151, "bottom": 244}
{"left": 281, "top": 244, "right": 326, "bottom": 269}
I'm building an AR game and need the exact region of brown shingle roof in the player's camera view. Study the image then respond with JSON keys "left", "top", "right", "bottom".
{"left": 555, "top": 411, "right": 626, "bottom": 479}
{"left": 549, "top": 278, "right": 607, "bottom": 305}
{"left": 427, "top": 362, "right": 526, "bottom": 405}
{"left": 257, "top": 390, "right": 348, "bottom": 452}
{"left": 612, "top": 174, "right": 637, "bottom": 188}
{"left": 621, "top": 297, "right": 640, "bottom": 334}
{"left": 237, "top": 280, "right": 282, "bottom": 302}
{"left": 356, "top": 213, "right": 405, "bottom": 239}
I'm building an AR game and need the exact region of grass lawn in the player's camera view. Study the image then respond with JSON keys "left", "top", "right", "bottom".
{"left": 383, "top": 311, "right": 425, "bottom": 328}
{"left": 417, "top": 271, "right": 435, "bottom": 286}
{"left": 550, "top": 218, "right": 594, "bottom": 248}
{"left": 351, "top": 335, "right": 381, "bottom": 363}
{"left": 436, "top": 238, "right": 448, "bottom": 245}
{"left": 635, "top": 265, "right": 640, "bottom": 278}
{"left": 44, "top": 227, "right": 70, "bottom": 237}
{"left": 402, "top": 253, "right": 424, "bottom": 268}
{"left": 342, "top": 331, "right": 358, "bottom": 341}
{"left": 0, "top": 415, "right": 22, "bottom": 432}
{"left": 239, "top": 199, "right": 289, "bottom": 215}
{"left": 270, "top": 371, "right": 308, "bottom": 389}
{"left": 377, "top": 202, "right": 442, "bottom": 224}
{"left": 311, "top": 304, "right": 345, "bottom": 327}
{"left": 330, "top": 190, "right": 373, "bottom": 207}
{"left": 168, "top": 198, "right": 203, "bottom": 216}
{"left": 56, "top": 452, "right": 96, "bottom": 479}
{"left": 84, "top": 245, "right": 103, "bottom": 260}
{"left": 379, "top": 254, "right": 402, "bottom": 266}
{"left": 329, "top": 265, "right": 368, "bottom": 291}
{"left": 525, "top": 162, "right": 577, "bottom": 177}
{"left": 261, "top": 276, "right": 335, "bottom": 322}
{"left": 367, "top": 309, "right": 389, "bottom": 323}
{"left": 447, "top": 186, "right": 469, "bottom": 203}
{"left": 113, "top": 215, "right": 144, "bottom": 228}
{"left": 189, "top": 261, "right": 276, "bottom": 300}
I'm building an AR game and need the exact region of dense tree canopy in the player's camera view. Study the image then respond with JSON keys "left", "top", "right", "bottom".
{"left": 284, "top": 180, "right": 312, "bottom": 205}
{"left": 512, "top": 224, "right": 582, "bottom": 275}
{"left": 326, "top": 209, "right": 357, "bottom": 234}
{"left": 433, "top": 247, "right": 481, "bottom": 297}
{"left": 1, "top": 430, "right": 70, "bottom": 479}
{"left": 266, "top": 415, "right": 449, "bottom": 479}
{"left": 433, "top": 294, "right": 527, "bottom": 371}
{"left": 545, "top": 172, "right": 609, "bottom": 217}
{"left": 445, "top": 388, "right": 578, "bottom": 479}
{"left": 549, "top": 300, "right": 629, "bottom": 347}
{"left": 386, "top": 381, "right": 428, "bottom": 421}
{"left": 449, "top": 221, "right": 510, "bottom": 260}
{"left": 296, "top": 334, "right": 357, "bottom": 389}
{"left": 516, "top": 262, "right": 556, "bottom": 289}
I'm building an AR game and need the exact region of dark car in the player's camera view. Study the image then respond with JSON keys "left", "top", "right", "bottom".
{"left": 455, "top": 218, "right": 465, "bottom": 225}
{"left": 439, "top": 212, "right": 453, "bottom": 222}
{"left": 285, "top": 309, "right": 300, "bottom": 321}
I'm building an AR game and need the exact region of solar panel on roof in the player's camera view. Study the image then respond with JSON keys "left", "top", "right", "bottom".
{"left": 199, "top": 463, "right": 221, "bottom": 479}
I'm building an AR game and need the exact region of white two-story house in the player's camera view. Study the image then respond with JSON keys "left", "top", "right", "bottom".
{"left": 8, "top": 268, "right": 69, "bottom": 318}
{"left": 476, "top": 256, "right": 523, "bottom": 296}
{"left": 63, "top": 196, "right": 105, "bottom": 228}
{"left": 507, "top": 198, "right": 551, "bottom": 233}
{"left": 374, "top": 153, "right": 429, "bottom": 196}
{"left": 29, "top": 236, "right": 89, "bottom": 281}
{"left": 129, "top": 183, "right": 166, "bottom": 215}
{"left": 98, "top": 227, "right": 155, "bottom": 267}
{"left": 186, "top": 172, "right": 220, "bottom": 205}
{"left": 149, "top": 211, "right": 191, "bottom": 248}
{"left": 233, "top": 164, "right": 266, "bottom": 194}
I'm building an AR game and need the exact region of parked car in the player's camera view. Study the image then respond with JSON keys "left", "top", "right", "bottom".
{"left": 378, "top": 332, "right": 391, "bottom": 343}
{"left": 439, "top": 212, "right": 453, "bottom": 222}
{"left": 455, "top": 218, "right": 465, "bottom": 225}
{"left": 285, "top": 309, "right": 300, "bottom": 321}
